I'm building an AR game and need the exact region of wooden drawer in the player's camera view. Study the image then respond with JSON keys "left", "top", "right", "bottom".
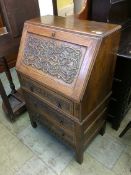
{"left": 36, "top": 113, "right": 74, "bottom": 146}
{"left": 24, "top": 91, "right": 75, "bottom": 146}
{"left": 19, "top": 75, "right": 73, "bottom": 115}
{"left": 24, "top": 90, "right": 74, "bottom": 133}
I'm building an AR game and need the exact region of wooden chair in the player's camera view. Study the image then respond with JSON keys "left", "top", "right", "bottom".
{"left": 0, "top": 0, "right": 40, "bottom": 121}
{"left": 0, "top": 79, "right": 14, "bottom": 121}
{"left": 0, "top": 0, "right": 40, "bottom": 71}
{"left": 0, "top": 78, "right": 26, "bottom": 121}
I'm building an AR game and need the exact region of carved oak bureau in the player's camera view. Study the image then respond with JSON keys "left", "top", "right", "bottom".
{"left": 16, "top": 16, "right": 121, "bottom": 164}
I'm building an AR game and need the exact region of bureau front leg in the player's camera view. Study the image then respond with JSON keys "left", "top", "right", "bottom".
{"left": 31, "top": 119, "right": 37, "bottom": 128}
{"left": 75, "top": 123, "right": 84, "bottom": 164}
{"left": 28, "top": 110, "right": 37, "bottom": 128}
{"left": 75, "top": 146, "right": 84, "bottom": 164}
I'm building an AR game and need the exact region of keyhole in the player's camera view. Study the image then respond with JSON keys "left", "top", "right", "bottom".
{"left": 57, "top": 102, "right": 62, "bottom": 109}
{"left": 52, "top": 32, "right": 56, "bottom": 37}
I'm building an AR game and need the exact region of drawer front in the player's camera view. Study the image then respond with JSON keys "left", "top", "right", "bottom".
{"left": 36, "top": 113, "right": 74, "bottom": 146}
{"left": 24, "top": 90, "right": 74, "bottom": 133}
{"left": 19, "top": 75, "right": 73, "bottom": 115}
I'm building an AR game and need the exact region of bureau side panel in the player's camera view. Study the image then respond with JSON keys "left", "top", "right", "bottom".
{"left": 81, "top": 30, "right": 121, "bottom": 120}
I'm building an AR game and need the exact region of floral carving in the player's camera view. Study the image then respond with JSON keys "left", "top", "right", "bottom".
{"left": 23, "top": 34, "right": 84, "bottom": 84}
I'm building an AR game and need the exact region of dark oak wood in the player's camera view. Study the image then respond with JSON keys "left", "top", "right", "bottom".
{"left": 0, "top": 79, "right": 14, "bottom": 120}
{"left": 0, "top": 0, "right": 40, "bottom": 120}
{"left": 16, "top": 16, "right": 121, "bottom": 163}
{"left": 0, "top": 79, "right": 26, "bottom": 121}
{"left": 0, "top": 0, "right": 40, "bottom": 37}
{"left": 89, "top": 0, "right": 129, "bottom": 25}
{"left": 0, "top": 0, "right": 40, "bottom": 72}
{"left": 108, "top": 23, "right": 131, "bottom": 130}
{"left": 0, "top": 56, "right": 16, "bottom": 94}
{"left": 52, "top": 0, "right": 58, "bottom": 16}
{"left": 0, "top": 14, "right": 3, "bottom": 27}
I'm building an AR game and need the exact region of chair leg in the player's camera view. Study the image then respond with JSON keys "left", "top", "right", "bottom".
{"left": 119, "top": 121, "right": 131, "bottom": 137}
{"left": 0, "top": 79, "right": 14, "bottom": 121}
{"left": 1, "top": 57, "right": 16, "bottom": 94}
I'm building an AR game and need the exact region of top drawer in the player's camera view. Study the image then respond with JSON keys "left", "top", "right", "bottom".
{"left": 19, "top": 75, "right": 74, "bottom": 115}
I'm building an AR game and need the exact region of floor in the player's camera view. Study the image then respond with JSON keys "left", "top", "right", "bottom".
{"left": 0, "top": 68, "right": 131, "bottom": 175}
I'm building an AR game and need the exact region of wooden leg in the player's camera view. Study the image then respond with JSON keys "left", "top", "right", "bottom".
{"left": 75, "top": 123, "right": 84, "bottom": 164}
{"left": 119, "top": 121, "right": 131, "bottom": 137}
{"left": 109, "top": 115, "right": 122, "bottom": 131}
{"left": 28, "top": 111, "right": 37, "bottom": 128}
{"left": 112, "top": 121, "right": 121, "bottom": 131}
{"left": 99, "top": 121, "right": 106, "bottom": 136}
{"left": 1, "top": 57, "right": 16, "bottom": 94}
{"left": 75, "top": 148, "right": 83, "bottom": 164}
{"left": 31, "top": 120, "right": 37, "bottom": 128}
{"left": 0, "top": 79, "right": 15, "bottom": 121}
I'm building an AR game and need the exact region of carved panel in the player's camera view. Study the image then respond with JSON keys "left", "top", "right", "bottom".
{"left": 23, "top": 33, "right": 86, "bottom": 84}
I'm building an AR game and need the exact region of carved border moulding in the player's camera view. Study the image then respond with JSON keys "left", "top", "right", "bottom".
{"left": 23, "top": 33, "right": 87, "bottom": 84}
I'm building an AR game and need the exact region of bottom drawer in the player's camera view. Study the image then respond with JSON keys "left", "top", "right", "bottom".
{"left": 35, "top": 113, "right": 75, "bottom": 147}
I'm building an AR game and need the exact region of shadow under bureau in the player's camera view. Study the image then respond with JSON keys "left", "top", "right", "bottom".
{"left": 16, "top": 15, "right": 121, "bottom": 164}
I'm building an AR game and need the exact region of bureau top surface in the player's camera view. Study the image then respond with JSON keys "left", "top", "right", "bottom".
{"left": 16, "top": 16, "right": 120, "bottom": 103}
{"left": 27, "top": 15, "right": 121, "bottom": 37}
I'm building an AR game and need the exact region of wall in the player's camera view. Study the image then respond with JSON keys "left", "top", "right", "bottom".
{"left": 38, "top": 0, "right": 53, "bottom": 16}
{"left": 57, "top": 0, "right": 73, "bottom": 9}
{"left": 57, "top": 0, "right": 74, "bottom": 17}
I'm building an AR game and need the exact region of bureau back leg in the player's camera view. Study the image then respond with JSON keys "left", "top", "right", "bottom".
{"left": 99, "top": 121, "right": 106, "bottom": 136}
{"left": 31, "top": 120, "right": 37, "bottom": 128}
{"left": 75, "top": 147, "right": 84, "bottom": 164}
